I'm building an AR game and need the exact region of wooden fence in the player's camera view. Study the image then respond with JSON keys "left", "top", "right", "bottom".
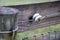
{"left": 21, "top": 31, "right": 60, "bottom": 40}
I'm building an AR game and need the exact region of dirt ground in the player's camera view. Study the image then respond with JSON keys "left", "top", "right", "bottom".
{"left": 6, "top": 1, "right": 60, "bottom": 32}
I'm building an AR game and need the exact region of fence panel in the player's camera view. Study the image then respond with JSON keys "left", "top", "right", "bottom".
{"left": 20, "top": 31, "right": 60, "bottom": 40}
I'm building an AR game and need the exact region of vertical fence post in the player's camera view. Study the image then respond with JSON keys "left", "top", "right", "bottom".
{"left": 33, "top": 34, "right": 37, "bottom": 40}
{"left": 41, "top": 34, "right": 44, "bottom": 40}
{"left": 48, "top": 32, "right": 50, "bottom": 40}
{"left": 58, "top": 31, "right": 60, "bottom": 39}
{"left": 22, "top": 37, "right": 25, "bottom": 40}
{"left": 22, "top": 36, "right": 28, "bottom": 40}
{"left": 54, "top": 31, "right": 57, "bottom": 40}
